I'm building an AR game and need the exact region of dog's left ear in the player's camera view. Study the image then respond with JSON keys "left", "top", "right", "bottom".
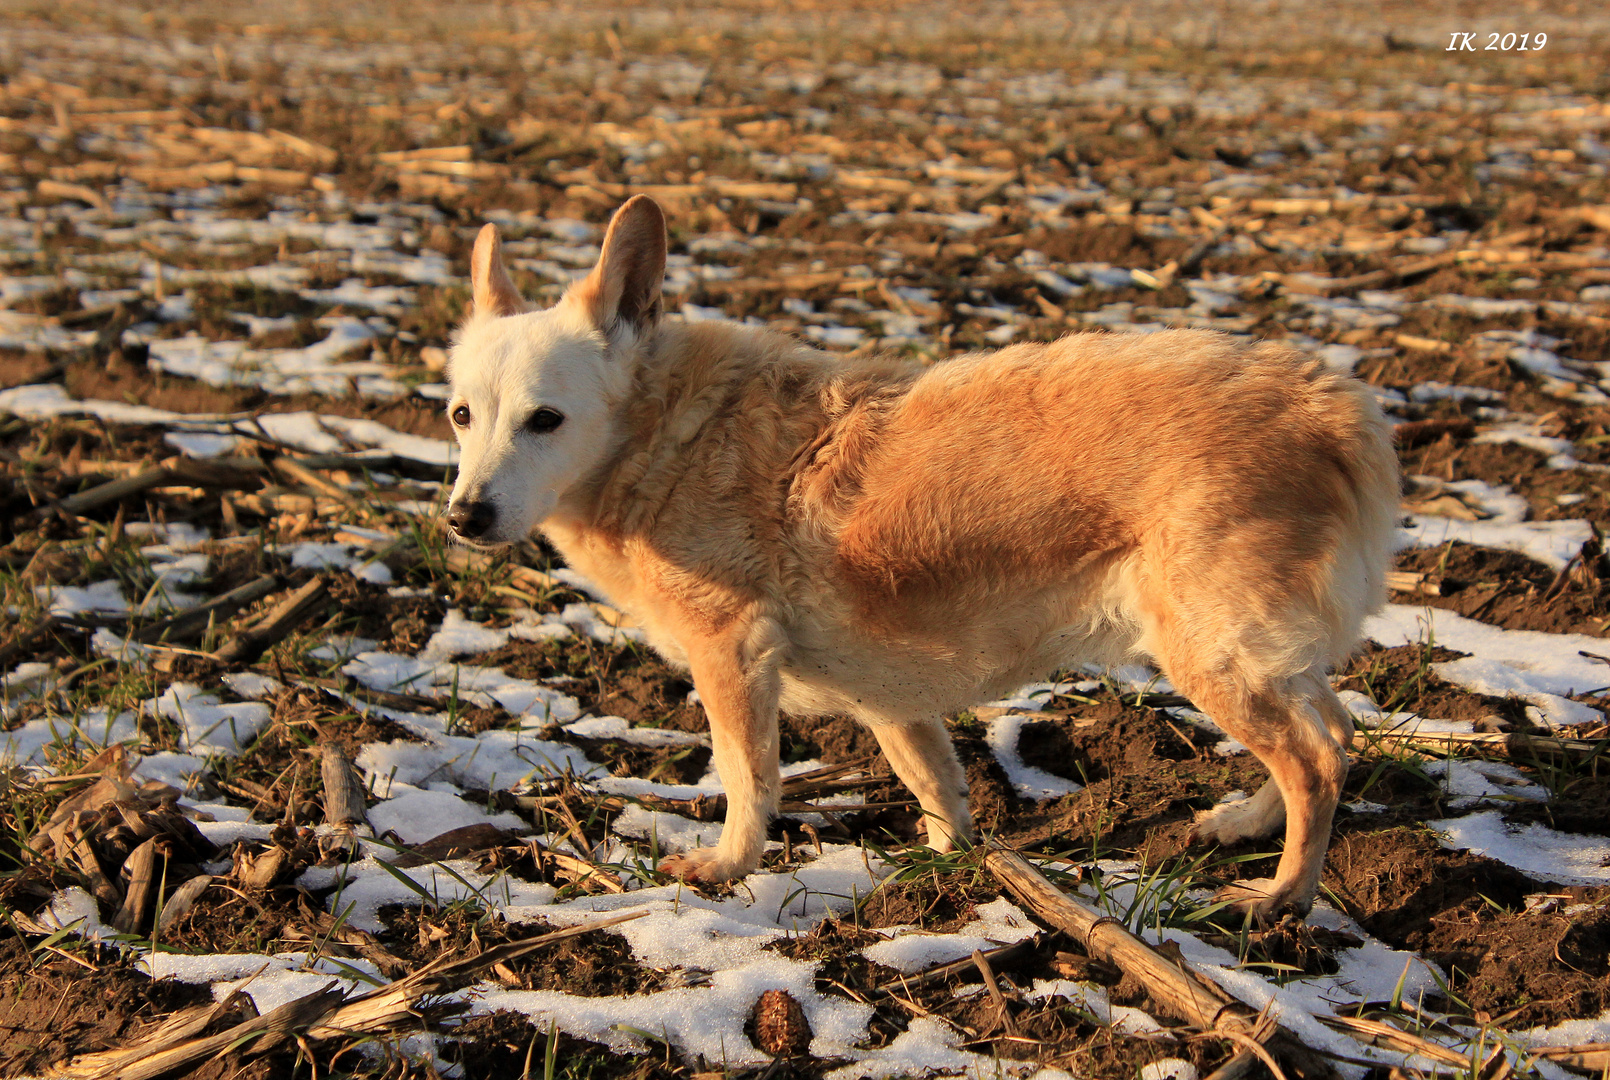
{"left": 570, "top": 195, "right": 666, "bottom": 339}
{"left": 470, "top": 224, "right": 527, "bottom": 318}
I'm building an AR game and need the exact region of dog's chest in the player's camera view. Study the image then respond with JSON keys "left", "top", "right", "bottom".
{"left": 538, "top": 527, "right": 693, "bottom": 668}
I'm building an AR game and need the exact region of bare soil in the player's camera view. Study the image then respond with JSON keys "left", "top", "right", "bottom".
{"left": 3, "top": 0, "right": 1610, "bottom": 1075}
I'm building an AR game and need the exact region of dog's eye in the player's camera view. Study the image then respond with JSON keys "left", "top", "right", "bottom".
{"left": 451, "top": 404, "right": 471, "bottom": 427}
{"left": 527, "top": 407, "right": 565, "bottom": 434}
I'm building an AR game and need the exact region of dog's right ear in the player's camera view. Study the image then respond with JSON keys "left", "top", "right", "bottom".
{"left": 569, "top": 195, "right": 667, "bottom": 340}
{"left": 470, "top": 224, "right": 526, "bottom": 318}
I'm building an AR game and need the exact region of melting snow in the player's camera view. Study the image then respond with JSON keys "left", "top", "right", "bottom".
{"left": 1399, "top": 515, "right": 1593, "bottom": 570}
{"left": 1366, "top": 604, "right": 1610, "bottom": 700}
{"left": 367, "top": 787, "right": 529, "bottom": 844}
{"left": 985, "top": 713, "right": 1083, "bottom": 801}
{"left": 164, "top": 431, "right": 242, "bottom": 457}
{"left": 0, "top": 707, "right": 139, "bottom": 768}
{"left": 862, "top": 897, "right": 1039, "bottom": 973}
{"left": 36, "top": 579, "right": 128, "bottom": 617}
{"left": 1429, "top": 811, "right": 1610, "bottom": 887}
{"left": 151, "top": 682, "right": 273, "bottom": 757}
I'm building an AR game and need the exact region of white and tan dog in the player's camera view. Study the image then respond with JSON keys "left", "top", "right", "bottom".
{"left": 444, "top": 195, "right": 1399, "bottom": 919}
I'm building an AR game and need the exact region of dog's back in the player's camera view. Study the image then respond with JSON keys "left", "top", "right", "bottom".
{"left": 831, "top": 330, "right": 1398, "bottom": 677}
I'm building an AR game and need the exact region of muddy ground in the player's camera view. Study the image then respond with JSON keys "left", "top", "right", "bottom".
{"left": 2, "top": 1, "right": 1609, "bottom": 1078}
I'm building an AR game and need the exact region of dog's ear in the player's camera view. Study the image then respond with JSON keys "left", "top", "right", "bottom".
{"left": 470, "top": 224, "right": 526, "bottom": 318}
{"left": 570, "top": 195, "right": 666, "bottom": 338}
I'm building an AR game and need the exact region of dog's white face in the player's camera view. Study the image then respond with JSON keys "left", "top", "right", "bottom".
{"left": 444, "top": 196, "right": 667, "bottom": 546}
{"left": 446, "top": 305, "right": 619, "bottom": 544}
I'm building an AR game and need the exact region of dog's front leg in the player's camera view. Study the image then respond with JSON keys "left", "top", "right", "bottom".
{"left": 658, "top": 616, "right": 784, "bottom": 884}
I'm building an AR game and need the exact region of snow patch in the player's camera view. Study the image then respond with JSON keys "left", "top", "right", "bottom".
{"left": 1429, "top": 811, "right": 1610, "bottom": 887}
{"left": 985, "top": 714, "right": 1082, "bottom": 801}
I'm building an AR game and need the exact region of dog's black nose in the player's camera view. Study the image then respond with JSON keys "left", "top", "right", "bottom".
{"left": 448, "top": 500, "right": 496, "bottom": 539}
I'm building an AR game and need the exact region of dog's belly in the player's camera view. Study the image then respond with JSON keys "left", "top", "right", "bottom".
{"left": 777, "top": 614, "right": 1140, "bottom": 723}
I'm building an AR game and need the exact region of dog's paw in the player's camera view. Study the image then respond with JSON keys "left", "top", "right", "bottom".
{"left": 1190, "top": 798, "right": 1280, "bottom": 847}
{"left": 1212, "top": 878, "right": 1312, "bottom": 925}
{"left": 658, "top": 847, "right": 753, "bottom": 884}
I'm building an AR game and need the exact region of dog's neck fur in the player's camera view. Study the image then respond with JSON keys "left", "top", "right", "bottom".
{"left": 552, "top": 319, "right": 898, "bottom": 529}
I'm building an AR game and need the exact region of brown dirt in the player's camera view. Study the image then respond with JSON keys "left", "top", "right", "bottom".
{"left": 766, "top": 914, "right": 890, "bottom": 999}
{"left": 796, "top": 900, "right": 1247, "bottom": 1077}
{"left": 1502, "top": 774, "right": 1610, "bottom": 836}
{"left": 0, "top": 937, "right": 268, "bottom": 1079}
{"left": 1326, "top": 827, "right": 1610, "bottom": 1026}
{"left": 379, "top": 907, "right": 670, "bottom": 997}
{"left": 443, "top": 1012, "right": 690, "bottom": 1079}
{"left": 947, "top": 992, "right": 1216, "bottom": 1075}
{"left": 5, "top": 2, "right": 1610, "bottom": 1074}
{"left": 322, "top": 572, "right": 448, "bottom": 644}
{"left": 858, "top": 866, "right": 1002, "bottom": 935}
{"left": 776, "top": 896, "right": 1230, "bottom": 1074}
{"left": 158, "top": 879, "right": 308, "bottom": 954}
{"left": 1336, "top": 758, "right": 1451, "bottom": 829}
{"left": 202, "top": 686, "right": 426, "bottom": 819}
{"left": 1336, "top": 642, "right": 1533, "bottom": 726}
{"left": 953, "top": 726, "right": 1044, "bottom": 841}
{"left": 1406, "top": 436, "right": 1608, "bottom": 529}
{"left": 474, "top": 638, "right": 709, "bottom": 734}
{"left": 0, "top": 352, "right": 64, "bottom": 388}
{"left": 1392, "top": 542, "right": 1610, "bottom": 638}
{"left": 563, "top": 734, "right": 713, "bottom": 785}
{"left": 1018, "top": 704, "right": 1264, "bottom": 854}
{"left": 779, "top": 712, "right": 884, "bottom": 766}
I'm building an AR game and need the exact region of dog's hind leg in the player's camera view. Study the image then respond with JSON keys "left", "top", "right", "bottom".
{"left": 870, "top": 718, "right": 974, "bottom": 852}
{"left": 1186, "top": 668, "right": 1352, "bottom": 847}
{"left": 1172, "top": 666, "right": 1349, "bottom": 922}
{"left": 1304, "top": 669, "right": 1357, "bottom": 747}
{"left": 1192, "top": 778, "right": 1285, "bottom": 846}
{"left": 658, "top": 615, "right": 785, "bottom": 884}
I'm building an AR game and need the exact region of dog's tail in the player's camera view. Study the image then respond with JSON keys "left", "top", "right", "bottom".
{"left": 1305, "top": 359, "right": 1401, "bottom": 668}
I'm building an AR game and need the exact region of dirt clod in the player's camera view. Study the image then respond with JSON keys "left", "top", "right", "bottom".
{"left": 750, "top": 988, "right": 814, "bottom": 1058}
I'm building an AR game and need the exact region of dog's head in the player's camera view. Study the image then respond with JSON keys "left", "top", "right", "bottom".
{"left": 444, "top": 195, "right": 667, "bottom": 546}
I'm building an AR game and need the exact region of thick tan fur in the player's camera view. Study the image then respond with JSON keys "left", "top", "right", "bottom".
{"left": 447, "top": 197, "right": 1401, "bottom": 920}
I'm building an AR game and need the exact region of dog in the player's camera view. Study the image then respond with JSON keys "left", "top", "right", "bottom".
{"left": 443, "top": 195, "right": 1399, "bottom": 920}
